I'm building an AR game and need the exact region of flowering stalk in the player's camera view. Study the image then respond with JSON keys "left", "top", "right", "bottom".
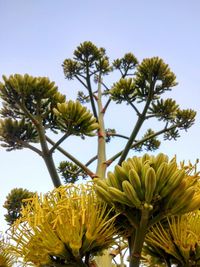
{"left": 96, "top": 74, "right": 107, "bottom": 178}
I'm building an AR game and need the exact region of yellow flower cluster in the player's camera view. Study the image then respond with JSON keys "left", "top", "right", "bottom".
{"left": 146, "top": 211, "right": 200, "bottom": 265}
{"left": 0, "top": 237, "right": 15, "bottom": 267}
{"left": 9, "top": 184, "right": 117, "bottom": 266}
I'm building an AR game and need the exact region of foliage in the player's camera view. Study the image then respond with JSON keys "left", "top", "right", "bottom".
{"left": 63, "top": 41, "right": 111, "bottom": 80}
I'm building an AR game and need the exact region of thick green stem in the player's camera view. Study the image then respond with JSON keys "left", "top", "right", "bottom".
{"left": 128, "top": 235, "right": 134, "bottom": 258}
{"left": 118, "top": 83, "right": 155, "bottom": 165}
{"left": 96, "top": 74, "right": 107, "bottom": 178}
{"left": 86, "top": 67, "right": 98, "bottom": 119}
{"left": 37, "top": 125, "right": 62, "bottom": 188}
{"left": 18, "top": 102, "right": 61, "bottom": 187}
{"left": 118, "top": 115, "right": 145, "bottom": 165}
{"left": 129, "top": 210, "right": 149, "bottom": 267}
{"left": 46, "top": 136, "right": 96, "bottom": 178}
{"left": 42, "top": 154, "right": 62, "bottom": 187}
{"left": 94, "top": 76, "right": 112, "bottom": 267}
{"left": 49, "top": 132, "right": 70, "bottom": 154}
{"left": 108, "top": 121, "right": 177, "bottom": 166}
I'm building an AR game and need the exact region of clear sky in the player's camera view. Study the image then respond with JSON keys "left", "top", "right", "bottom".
{"left": 0, "top": 0, "right": 200, "bottom": 231}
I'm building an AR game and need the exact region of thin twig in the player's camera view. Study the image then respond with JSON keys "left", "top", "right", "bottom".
{"left": 19, "top": 140, "right": 43, "bottom": 156}
{"left": 148, "top": 211, "right": 168, "bottom": 228}
{"left": 118, "top": 81, "right": 155, "bottom": 165}
{"left": 46, "top": 136, "right": 96, "bottom": 178}
{"left": 85, "top": 155, "right": 98, "bottom": 167}
{"left": 110, "top": 243, "right": 128, "bottom": 258}
{"left": 49, "top": 132, "right": 70, "bottom": 154}
{"left": 126, "top": 98, "right": 141, "bottom": 117}
{"left": 107, "top": 124, "right": 178, "bottom": 165}
{"left": 74, "top": 75, "right": 88, "bottom": 89}
{"left": 67, "top": 155, "right": 98, "bottom": 177}
{"left": 101, "top": 81, "right": 109, "bottom": 91}
{"left": 107, "top": 133, "right": 129, "bottom": 140}
{"left": 86, "top": 65, "right": 98, "bottom": 119}
{"left": 102, "top": 98, "right": 111, "bottom": 113}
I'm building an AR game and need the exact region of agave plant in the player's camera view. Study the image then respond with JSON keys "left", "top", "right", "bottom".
{"left": 8, "top": 184, "right": 119, "bottom": 267}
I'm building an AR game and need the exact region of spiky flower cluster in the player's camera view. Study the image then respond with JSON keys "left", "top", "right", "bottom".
{"left": 95, "top": 153, "right": 200, "bottom": 228}
{"left": 0, "top": 235, "right": 15, "bottom": 267}
{"left": 109, "top": 57, "right": 177, "bottom": 103}
{"left": 148, "top": 99, "right": 196, "bottom": 129}
{"left": 3, "top": 188, "right": 34, "bottom": 225}
{"left": 109, "top": 78, "right": 137, "bottom": 103}
{"left": 53, "top": 100, "right": 99, "bottom": 136}
{"left": 135, "top": 57, "right": 177, "bottom": 98}
{"left": 145, "top": 211, "right": 200, "bottom": 266}
{"left": 0, "top": 74, "right": 67, "bottom": 151}
{"left": 63, "top": 41, "right": 111, "bottom": 79}
{"left": 0, "top": 74, "right": 65, "bottom": 121}
{"left": 148, "top": 98, "right": 179, "bottom": 122}
{"left": 0, "top": 118, "right": 38, "bottom": 151}
{"left": 9, "top": 184, "right": 118, "bottom": 266}
{"left": 133, "top": 129, "right": 161, "bottom": 152}
{"left": 58, "top": 161, "right": 88, "bottom": 184}
{"left": 113, "top": 53, "right": 138, "bottom": 74}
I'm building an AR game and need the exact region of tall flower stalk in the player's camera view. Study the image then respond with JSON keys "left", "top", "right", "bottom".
{"left": 0, "top": 41, "right": 198, "bottom": 267}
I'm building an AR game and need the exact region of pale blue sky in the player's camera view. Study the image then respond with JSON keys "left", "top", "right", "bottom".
{"left": 0, "top": 0, "right": 200, "bottom": 231}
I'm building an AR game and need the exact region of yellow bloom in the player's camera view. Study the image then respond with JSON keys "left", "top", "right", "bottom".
{"left": 146, "top": 211, "right": 200, "bottom": 266}
{"left": 9, "top": 183, "right": 118, "bottom": 266}
{"left": 0, "top": 236, "right": 15, "bottom": 267}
